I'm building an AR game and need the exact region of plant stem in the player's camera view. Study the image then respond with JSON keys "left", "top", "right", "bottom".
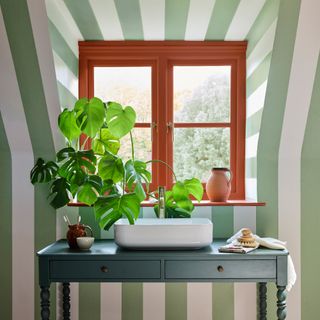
{"left": 146, "top": 159, "right": 177, "bottom": 182}
{"left": 129, "top": 130, "right": 135, "bottom": 162}
{"left": 147, "top": 193, "right": 158, "bottom": 200}
{"left": 80, "top": 136, "right": 90, "bottom": 150}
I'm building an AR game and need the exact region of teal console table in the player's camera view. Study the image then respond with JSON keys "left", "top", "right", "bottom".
{"left": 37, "top": 239, "right": 288, "bottom": 320}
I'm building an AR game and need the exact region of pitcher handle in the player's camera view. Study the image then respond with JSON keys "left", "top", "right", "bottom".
{"left": 226, "top": 168, "right": 233, "bottom": 185}
{"left": 84, "top": 225, "right": 93, "bottom": 237}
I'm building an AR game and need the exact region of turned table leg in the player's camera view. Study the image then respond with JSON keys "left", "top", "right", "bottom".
{"left": 277, "top": 286, "right": 287, "bottom": 319}
{"left": 259, "top": 282, "right": 267, "bottom": 320}
{"left": 63, "top": 282, "right": 71, "bottom": 320}
{"left": 40, "top": 286, "right": 50, "bottom": 320}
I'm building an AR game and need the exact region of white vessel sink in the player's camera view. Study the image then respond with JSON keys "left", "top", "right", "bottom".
{"left": 114, "top": 218, "right": 213, "bottom": 249}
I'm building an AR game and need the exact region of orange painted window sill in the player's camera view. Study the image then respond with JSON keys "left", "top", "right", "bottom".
{"left": 67, "top": 200, "right": 265, "bottom": 207}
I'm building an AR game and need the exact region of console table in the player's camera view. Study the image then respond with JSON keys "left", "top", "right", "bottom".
{"left": 37, "top": 239, "right": 288, "bottom": 320}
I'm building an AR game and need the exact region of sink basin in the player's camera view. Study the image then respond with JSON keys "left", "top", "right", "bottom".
{"left": 114, "top": 218, "right": 213, "bottom": 249}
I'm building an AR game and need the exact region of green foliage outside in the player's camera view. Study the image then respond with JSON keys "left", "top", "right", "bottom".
{"left": 174, "top": 74, "right": 230, "bottom": 181}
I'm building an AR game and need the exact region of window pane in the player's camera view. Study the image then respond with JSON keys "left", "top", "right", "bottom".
{"left": 174, "top": 66, "right": 231, "bottom": 123}
{"left": 117, "top": 128, "right": 152, "bottom": 163}
{"left": 94, "top": 67, "right": 151, "bottom": 123}
{"left": 173, "top": 128, "right": 230, "bottom": 182}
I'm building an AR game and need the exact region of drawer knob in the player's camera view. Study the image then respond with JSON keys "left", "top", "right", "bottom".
{"left": 217, "top": 265, "right": 224, "bottom": 272}
{"left": 101, "top": 266, "right": 108, "bottom": 273}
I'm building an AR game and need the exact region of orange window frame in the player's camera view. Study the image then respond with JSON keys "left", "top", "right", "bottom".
{"left": 79, "top": 41, "right": 246, "bottom": 200}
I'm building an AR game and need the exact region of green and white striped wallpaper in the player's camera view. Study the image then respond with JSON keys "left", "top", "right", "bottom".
{"left": 1, "top": 0, "right": 319, "bottom": 319}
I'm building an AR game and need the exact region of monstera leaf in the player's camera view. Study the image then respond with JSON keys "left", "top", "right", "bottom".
{"left": 94, "top": 193, "right": 140, "bottom": 230}
{"left": 30, "top": 158, "right": 59, "bottom": 184}
{"left": 154, "top": 178, "right": 203, "bottom": 218}
{"left": 125, "top": 160, "right": 151, "bottom": 201}
{"left": 75, "top": 97, "right": 105, "bottom": 137}
{"left": 106, "top": 102, "right": 136, "bottom": 138}
{"left": 76, "top": 175, "right": 103, "bottom": 206}
{"left": 48, "top": 177, "right": 70, "bottom": 209}
{"left": 92, "top": 128, "right": 120, "bottom": 155}
{"left": 98, "top": 153, "right": 124, "bottom": 183}
{"left": 183, "top": 178, "right": 204, "bottom": 201}
{"left": 57, "top": 147, "right": 96, "bottom": 185}
{"left": 154, "top": 191, "right": 191, "bottom": 218}
{"left": 58, "top": 109, "right": 81, "bottom": 142}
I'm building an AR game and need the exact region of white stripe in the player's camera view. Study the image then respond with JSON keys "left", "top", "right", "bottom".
{"left": 247, "top": 80, "right": 267, "bottom": 118}
{"left": 45, "top": 0, "right": 83, "bottom": 56}
{"left": 89, "top": 0, "right": 124, "bottom": 40}
{"left": 27, "top": 0, "right": 64, "bottom": 151}
{"left": 246, "top": 133, "right": 259, "bottom": 158}
{"left": 56, "top": 208, "right": 79, "bottom": 320}
{"left": 53, "top": 51, "right": 78, "bottom": 100}
{"left": 101, "top": 283, "right": 122, "bottom": 320}
{"left": 0, "top": 8, "right": 35, "bottom": 320}
{"left": 143, "top": 283, "right": 165, "bottom": 320}
{"left": 245, "top": 178, "right": 257, "bottom": 200}
{"left": 187, "top": 283, "right": 212, "bottom": 320}
{"left": 225, "top": 0, "right": 266, "bottom": 40}
{"left": 233, "top": 206, "right": 257, "bottom": 320}
{"left": 140, "top": 0, "right": 165, "bottom": 40}
{"left": 185, "top": 0, "right": 216, "bottom": 40}
{"left": 233, "top": 206, "right": 256, "bottom": 234}
{"left": 279, "top": 1, "right": 320, "bottom": 319}
{"left": 247, "top": 19, "right": 277, "bottom": 77}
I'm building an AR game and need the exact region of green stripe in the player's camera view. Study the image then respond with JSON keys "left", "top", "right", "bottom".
{"left": 0, "top": 112, "right": 12, "bottom": 320}
{"left": 114, "top": 0, "right": 144, "bottom": 40}
{"left": 165, "top": 283, "right": 187, "bottom": 320}
{"left": 247, "top": 52, "right": 272, "bottom": 97}
{"left": 246, "top": 108, "right": 263, "bottom": 138}
{"left": 301, "top": 54, "right": 320, "bottom": 320}
{"left": 246, "top": 0, "right": 280, "bottom": 56}
{"left": 64, "top": 0, "right": 103, "bottom": 40}
{"left": 57, "top": 80, "right": 77, "bottom": 109}
{"left": 0, "top": 1, "right": 58, "bottom": 319}
{"left": 48, "top": 19, "right": 78, "bottom": 77}
{"left": 211, "top": 207, "right": 234, "bottom": 238}
{"left": 165, "top": 0, "right": 190, "bottom": 40}
{"left": 79, "top": 207, "right": 101, "bottom": 320}
{"left": 205, "top": 0, "right": 240, "bottom": 40}
{"left": 256, "top": 1, "right": 301, "bottom": 316}
{"left": 257, "top": 0, "right": 300, "bottom": 236}
{"left": 122, "top": 283, "right": 143, "bottom": 320}
{"left": 212, "top": 283, "right": 234, "bottom": 320}
{"left": 246, "top": 157, "right": 257, "bottom": 179}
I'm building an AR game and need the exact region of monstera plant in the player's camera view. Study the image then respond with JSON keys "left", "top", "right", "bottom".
{"left": 30, "top": 97, "right": 203, "bottom": 230}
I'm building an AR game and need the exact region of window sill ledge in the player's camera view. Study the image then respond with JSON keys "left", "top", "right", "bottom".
{"left": 67, "top": 200, "right": 265, "bottom": 207}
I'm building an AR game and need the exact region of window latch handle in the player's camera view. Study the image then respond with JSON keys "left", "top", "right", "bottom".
{"left": 167, "top": 122, "right": 174, "bottom": 141}
{"left": 151, "top": 122, "right": 157, "bottom": 141}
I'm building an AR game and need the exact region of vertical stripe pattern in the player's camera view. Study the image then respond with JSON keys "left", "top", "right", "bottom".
{"left": 278, "top": 1, "right": 320, "bottom": 318}
{"left": 1, "top": 0, "right": 318, "bottom": 319}
{"left": 301, "top": 54, "right": 320, "bottom": 320}
{"left": 0, "top": 111, "right": 12, "bottom": 320}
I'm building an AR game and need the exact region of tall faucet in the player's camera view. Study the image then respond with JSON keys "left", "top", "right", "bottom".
{"left": 158, "top": 186, "right": 166, "bottom": 219}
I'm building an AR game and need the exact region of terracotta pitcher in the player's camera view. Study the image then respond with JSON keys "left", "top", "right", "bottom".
{"left": 206, "top": 168, "right": 232, "bottom": 202}
{"left": 67, "top": 224, "right": 93, "bottom": 249}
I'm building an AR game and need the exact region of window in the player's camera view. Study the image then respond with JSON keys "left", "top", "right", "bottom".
{"left": 79, "top": 41, "right": 246, "bottom": 199}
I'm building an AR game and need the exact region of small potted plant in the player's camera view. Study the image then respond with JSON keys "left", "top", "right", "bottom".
{"left": 30, "top": 97, "right": 203, "bottom": 230}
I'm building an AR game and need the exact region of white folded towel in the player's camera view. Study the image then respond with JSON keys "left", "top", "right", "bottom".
{"left": 227, "top": 229, "right": 297, "bottom": 291}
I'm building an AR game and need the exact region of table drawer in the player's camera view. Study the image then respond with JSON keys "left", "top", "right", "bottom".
{"left": 50, "top": 260, "right": 161, "bottom": 280}
{"left": 165, "top": 260, "right": 276, "bottom": 279}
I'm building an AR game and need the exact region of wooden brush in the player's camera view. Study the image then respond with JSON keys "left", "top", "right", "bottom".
{"left": 237, "top": 228, "right": 258, "bottom": 248}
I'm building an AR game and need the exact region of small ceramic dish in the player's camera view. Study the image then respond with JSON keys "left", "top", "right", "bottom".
{"left": 76, "top": 237, "right": 94, "bottom": 250}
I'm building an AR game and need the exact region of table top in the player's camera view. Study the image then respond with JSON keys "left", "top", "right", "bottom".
{"left": 38, "top": 239, "right": 288, "bottom": 260}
